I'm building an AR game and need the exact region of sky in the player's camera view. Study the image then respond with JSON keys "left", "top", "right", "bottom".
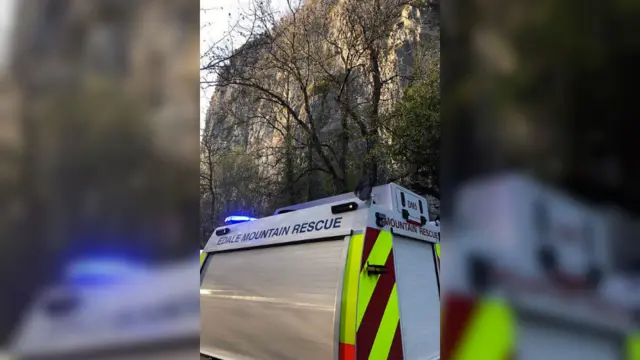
{"left": 0, "top": 0, "right": 16, "bottom": 71}
{"left": 200, "top": 0, "right": 288, "bottom": 133}
{"left": 200, "top": 0, "right": 236, "bottom": 131}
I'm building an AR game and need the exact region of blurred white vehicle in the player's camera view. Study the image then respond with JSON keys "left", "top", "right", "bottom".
{"left": 9, "top": 256, "right": 199, "bottom": 360}
{"left": 443, "top": 172, "right": 640, "bottom": 360}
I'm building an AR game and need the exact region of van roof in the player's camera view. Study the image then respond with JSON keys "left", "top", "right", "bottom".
{"left": 205, "top": 183, "right": 439, "bottom": 253}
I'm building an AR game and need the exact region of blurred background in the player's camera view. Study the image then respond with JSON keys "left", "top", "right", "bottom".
{"left": 0, "top": 0, "right": 200, "bottom": 358}
{"left": 441, "top": 0, "right": 640, "bottom": 359}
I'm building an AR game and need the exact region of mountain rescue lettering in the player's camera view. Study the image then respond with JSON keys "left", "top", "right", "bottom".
{"left": 292, "top": 217, "right": 342, "bottom": 234}
{"left": 217, "top": 217, "right": 343, "bottom": 245}
{"left": 383, "top": 217, "right": 439, "bottom": 240}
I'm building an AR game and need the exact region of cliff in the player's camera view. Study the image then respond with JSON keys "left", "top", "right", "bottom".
{"left": 201, "top": 0, "right": 440, "bottom": 220}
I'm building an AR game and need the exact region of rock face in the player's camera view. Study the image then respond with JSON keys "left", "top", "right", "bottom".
{"left": 14, "top": 0, "right": 200, "bottom": 163}
{"left": 202, "top": 0, "right": 439, "bottom": 202}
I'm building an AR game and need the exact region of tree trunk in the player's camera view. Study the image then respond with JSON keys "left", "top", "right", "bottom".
{"left": 338, "top": 83, "right": 350, "bottom": 192}
{"left": 284, "top": 113, "right": 296, "bottom": 204}
{"left": 306, "top": 135, "right": 314, "bottom": 201}
{"left": 365, "top": 48, "right": 382, "bottom": 186}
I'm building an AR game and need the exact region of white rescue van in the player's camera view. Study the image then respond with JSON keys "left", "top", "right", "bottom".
{"left": 200, "top": 183, "right": 441, "bottom": 360}
{"left": 442, "top": 172, "right": 640, "bottom": 360}
{"left": 10, "top": 257, "right": 200, "bottom": 360}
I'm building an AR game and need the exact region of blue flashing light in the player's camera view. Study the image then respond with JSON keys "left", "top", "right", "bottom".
{"left": 224, "top": 215, "right": 257, "bottom": 224}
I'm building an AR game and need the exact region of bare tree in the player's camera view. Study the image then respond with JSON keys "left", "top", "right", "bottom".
{"left": 321, "top": 0, "right": 426, "bottom": 185}
{"left": 206, "top": 0, "right": 350, "bottom": 193}
{"left": 198, "top": 0, "right": 439, "bottom": 239}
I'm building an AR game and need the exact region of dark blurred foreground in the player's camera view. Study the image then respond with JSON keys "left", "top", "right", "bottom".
{"left": 0, "top": 0, "right": 200, "bottom": 358}
{"left": 442, "top": 0, "right": 640, "bottom": 359}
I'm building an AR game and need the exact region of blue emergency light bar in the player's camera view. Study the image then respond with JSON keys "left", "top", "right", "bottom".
{"left": 224, "top": 215, "right": 257, "bottom": 224}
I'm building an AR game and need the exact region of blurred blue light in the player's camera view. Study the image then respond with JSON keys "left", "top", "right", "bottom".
{"left": 64, "top": 257, "right": 144, "bottom": 287}
{"left": 224, "top": 215, "right": 257, "bottom": 224}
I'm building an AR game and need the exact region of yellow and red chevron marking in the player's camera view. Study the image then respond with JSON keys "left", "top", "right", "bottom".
{"left": 339, "top": 228, "right": 405, "bottom": 360}
{"left": 356, "top": 228, "right": 403, "bottom": 360}
{"left": 435, "top": 243, "right": 440, "bottom": 270}
{"left": 442, "top": 292, "right": 514, "bottom": 360}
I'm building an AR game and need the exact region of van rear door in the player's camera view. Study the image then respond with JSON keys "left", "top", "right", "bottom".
{"left": 200, "top": 236, "right": 348, "bottom": 360}
{"left": 393, "top": 234, "right": 440, "bottom": 360}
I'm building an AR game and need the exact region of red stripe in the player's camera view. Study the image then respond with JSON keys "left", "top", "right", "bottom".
{"left": 356, "top": 251, "right": 397, "bottom": 360}
{"left": 407, "top": 219, "right": 422, "bottom": 226}
{"left": 360, "top": 227, "right": 381, "bottom": 270}
{"left": 339, "top": 343, "right": 355, "bottom": 360}
{"left": 441, "top": 292, "right": 476, "bottom": 360}
{"left": 388, "top": 322, "right": 404, "bottom": 359}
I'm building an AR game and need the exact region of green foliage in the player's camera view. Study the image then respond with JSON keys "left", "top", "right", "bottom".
{"left": 388, "top": 56, "right": 440, "bottom": 197}
{"left": 200, "top": 146, "right": 275, "bottom": 244}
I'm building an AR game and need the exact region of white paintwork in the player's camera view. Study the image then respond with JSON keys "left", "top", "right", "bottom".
{"left": 274, "top": 192, "right": 362, "bottom": 214}
{"left": 394, "top": 236, "right": 440, "bottom": 360}
{"left": 453, "top": 173, "right": 610, "bottom": 292}
{"left": 265, "top": 183, "right": 439, "bottom": 245}
{"left": 205, "top": 200, "right": 367, "bottom": 253}
{"left": 364, "top": 204, "right": 440, "bottom": 244}
{"left": 371, "top": 183, "right": 428, "bottom": 223}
